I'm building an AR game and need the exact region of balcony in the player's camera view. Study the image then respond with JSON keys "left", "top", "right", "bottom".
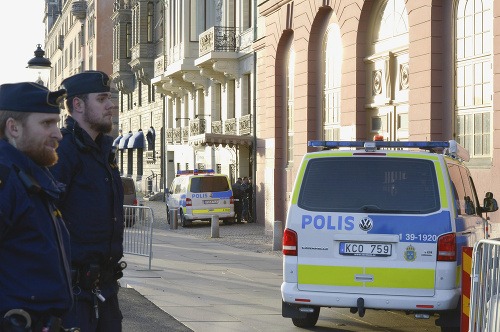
{"left": 72, "top": 1, "right": 87, "bottom": 20}
{"left": 154, "top": 55, "right": 167, "bottom": 77}
{"left": 113, "top": 0, "right": 131, "bottom": 12}
{"left": 167, "top": 116, "right": 252, "bottom": 147}
{"left": 129, "top": 43, "right": 155, "bottom": 84}
{"left": 111, "top": 59, "right": 134, "bottom": 93}
{"left": 189, "top": 117, "right": 253, "bottom": 147}
{"left": 199, "top": 26, "right": 237, "bottom": 57}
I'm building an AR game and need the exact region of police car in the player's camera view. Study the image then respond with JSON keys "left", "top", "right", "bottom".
{"left": 166, "top": 169, "right": 235, "bottom": 227}
{"left": 281, "top": 139, "right": 498, "bottom": 331}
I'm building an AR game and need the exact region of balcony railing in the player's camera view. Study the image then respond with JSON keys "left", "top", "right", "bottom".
{"left": 190, "top": 119, "right": 206, "bottom": 136}
{"left": 199, "top": 26, "right": 237, "bottom": 56}
{"left": 166, "top": 128, "right": 173, "bottom": 142}
{"left": 239, "top": 114, "right": 252, "bottom": 135}
{"left": 173, "top": 128, "right": 181, "bottom": 143}
{"left": 212, "top": 121, "right": 223, "bottom": 134}
{"left": 224, "top": 118, "right": 237, "bottom": 135}
{"left": 167, "top": 116, "right": 251, "bottom": 144}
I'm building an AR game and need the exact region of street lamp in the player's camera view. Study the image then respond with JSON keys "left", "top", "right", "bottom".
{"left": 27, "top": 44, "right": 52, "bottom": 69}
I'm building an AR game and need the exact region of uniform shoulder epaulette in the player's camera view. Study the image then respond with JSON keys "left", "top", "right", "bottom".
{"left": 0, "top": 164, "right": 11, "bottom": 189}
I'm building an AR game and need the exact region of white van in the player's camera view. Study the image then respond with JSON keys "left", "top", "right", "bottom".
{"left": 166, "top": 169, "right": 235, "bottom": 227}
{"left": 281, "top": 140, "right": 498, "bottom": 331}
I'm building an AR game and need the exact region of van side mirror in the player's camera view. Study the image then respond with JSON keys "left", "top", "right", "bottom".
{"left": 481, "top": 192, "right": 498, "bottom": 213}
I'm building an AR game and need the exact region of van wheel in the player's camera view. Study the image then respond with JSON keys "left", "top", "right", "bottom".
{"left": 291, "top": 307, "right": 320, "bottom": 328}
{"left": 180, "top": 210, "right": 188, "bottom": 227}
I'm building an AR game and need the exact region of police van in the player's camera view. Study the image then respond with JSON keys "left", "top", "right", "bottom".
{"left": 166, "top": 169, "right": 235, "bottom": 227}
{"left": 281, "top": 139, "right": 498, "bottom": 331}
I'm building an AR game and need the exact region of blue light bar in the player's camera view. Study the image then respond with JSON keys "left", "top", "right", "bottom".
{"left": 308, "top": 140, "right": 450, "bottom": 150}
{"left": 176, "top": 169, "right": 215, "bottom": 176}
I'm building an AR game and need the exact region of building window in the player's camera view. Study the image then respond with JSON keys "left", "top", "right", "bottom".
{"left": 455, "top": 0, "right": 492, "bottom": 158}
{"left": 126, "top": 23, "right": 132, "bottom": 58}
{"left": 286, "top": 49, "right": 295, "bottom": 165}
{"left": 137, "top": 150, "right": 143, "bottom": 176}
{"left": 190, "top": 0, "right": 206, "bottom": 41}
{"left": 323, "top": 24, "right": 342, "bottom": 140}
{"left": 138, "top": 83, "right": 142, "bottom": 107}
{"left": 197, "top": 89, "right": 205, "bottom": 115}
{"left": 227, "top": 80, "right": 235, "bottom": 118}
{"left": 242, "top": 0, "right": 251, "bottom": 30}
{"left": 147, "top": 2, "right": 154, "bottom": 43}
{"left": 215, "top": 83, "right": 222, "bottom": 121}
{"left": 241, "top": 74, "right": 251, "bottom": 116}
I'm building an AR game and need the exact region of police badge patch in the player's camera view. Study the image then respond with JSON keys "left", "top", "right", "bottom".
{"left": 404, "top": 245, "right": 416, "bottom": 262}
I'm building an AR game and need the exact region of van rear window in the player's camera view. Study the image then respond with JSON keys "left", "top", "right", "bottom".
{"left": 190, "top": 176, "right": 230, "bottom": 193}
{"left": 298, "top": 157, "right": 440, "bottom": 214}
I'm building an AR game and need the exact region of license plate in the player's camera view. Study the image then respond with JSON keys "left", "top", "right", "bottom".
{"left": 339, "top": 242, "right": 392, "bottom": 257}
{"left": 203, "top": 199, "right": 219, "bottom": 204}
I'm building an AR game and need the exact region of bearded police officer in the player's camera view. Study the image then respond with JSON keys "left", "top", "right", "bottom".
{"left": 0, "top": 83, "right": 73, "bottom": 331}
{"left": 49, "top": 71, "right": 125, "bottom": 331}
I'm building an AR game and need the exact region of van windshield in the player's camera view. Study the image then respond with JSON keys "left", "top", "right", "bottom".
{"left": 298, "top": 157, "right": 440, "bottom": 214}
{"left": 190, "top": 176, "right": 230, "bottom": 193}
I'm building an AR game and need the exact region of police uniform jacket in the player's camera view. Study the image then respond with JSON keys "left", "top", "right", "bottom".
{"left": 0, "top": 139, "right": 72, "bottom": 316}
{"left": 49, "top": 116, "right": 124, "bottom": 296}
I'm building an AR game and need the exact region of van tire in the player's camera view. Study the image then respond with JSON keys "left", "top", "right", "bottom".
{"left": 180, "top": 210, "right": 188, "bottom": 227}
{"left": 291, "top": 307, "right": 320, "bottom": 328}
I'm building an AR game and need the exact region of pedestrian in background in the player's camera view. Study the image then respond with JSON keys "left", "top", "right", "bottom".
{"left": 0, "top": 83, "right": 73, "bottom": 331}
{"left": 50, "top": 71, "right": 125, "bottom": 331}
{"left": 242, "top": 176, "right": 253, "bottom": 223}
{"left": 232, "top": 177, "right": 244, "bottom": 223}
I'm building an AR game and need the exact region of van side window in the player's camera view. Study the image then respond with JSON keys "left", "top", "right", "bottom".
{"left": 447, "top": 164, "right": 477, "bottom": 216}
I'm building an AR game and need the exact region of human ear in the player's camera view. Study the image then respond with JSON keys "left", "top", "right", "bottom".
{"left": 5, "top": 118, "right": 20, "bottom": 138}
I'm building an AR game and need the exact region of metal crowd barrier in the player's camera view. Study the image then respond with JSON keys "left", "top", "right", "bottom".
{"left": 123, "top": 205, "right": 154, "bottom": 270}
{"left": 469, "top": 238, "right": 500, "bottom": 331}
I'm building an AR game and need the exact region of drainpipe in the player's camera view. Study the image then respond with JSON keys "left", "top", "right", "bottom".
{"left": 162, "top": 95, "right": 166, "bottom": 202}
{"left": 252, "top": 1, "right": 257, "bottom": 223}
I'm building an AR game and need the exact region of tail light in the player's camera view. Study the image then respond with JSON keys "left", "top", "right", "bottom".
{"left": 283, "top": 228, "right": 298, "bottom": 256}
{"left": 133, "top": 198, "right": 138, "bottom": 206}
{"left": 186, "top": 198, "right": 192, "bottom": 206}
{"left": 437, "top": 233, "right": 456, "bottom": 261}
{"left": 230, "top": 196, "right": 234, "bottom": 204}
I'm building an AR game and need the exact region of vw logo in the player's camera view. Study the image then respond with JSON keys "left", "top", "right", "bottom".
{"left": 359, "top": 217, "right": 373, "bottom": 231}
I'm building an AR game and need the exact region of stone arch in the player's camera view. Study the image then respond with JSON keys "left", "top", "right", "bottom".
{"left": 273, "top": 29, "right": 294, "bottom": 223}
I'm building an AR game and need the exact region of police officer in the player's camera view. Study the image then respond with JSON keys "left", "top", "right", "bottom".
{"left": 232, "top": 178, "right": 244, "bottom": 223}
{"left": 0, "top": 83, "right": 73, "bottom": 331}
{"left": 49, "top": 71, "right": 125, "bottom": 331}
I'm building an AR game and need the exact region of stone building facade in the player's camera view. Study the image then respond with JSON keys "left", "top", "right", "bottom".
{"left": 111, "top": 0, "right": 256, "bottom": 198}
{"left": 43, "top": 0, "right": 119, "bottom": 134}
{"left": 41, "top": 0, "right": 500, "bottom": 234}
{"left": 256, "top": 0, "right": 500, "bottom": 234}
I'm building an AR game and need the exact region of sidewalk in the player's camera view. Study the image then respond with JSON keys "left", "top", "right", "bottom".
{"left": 121, "top": 200, "right": 287, "bottom": 332}
{"left": 121, "top": 200, "right": 441, "bottom": 331}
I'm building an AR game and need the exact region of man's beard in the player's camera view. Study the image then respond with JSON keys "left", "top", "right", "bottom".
{"left": 19, "top": 138, "right": 59, "bottom": 167}
{"left": 84, "top": 108, "right": 112, "bottom": 134}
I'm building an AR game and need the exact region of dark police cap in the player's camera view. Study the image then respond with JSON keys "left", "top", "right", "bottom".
{"left": 0, "top": 82, "right": 65, "bottom": 114}
{"left": 61, "top": 70, "right": 111, "bottom": 98}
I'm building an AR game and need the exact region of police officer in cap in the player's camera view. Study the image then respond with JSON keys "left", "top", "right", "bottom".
{"left": 0, "top": 82, "right": 73, "bottom": 331}
{"left": 49, "top": 71, "right": 125, "bottom": 331}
